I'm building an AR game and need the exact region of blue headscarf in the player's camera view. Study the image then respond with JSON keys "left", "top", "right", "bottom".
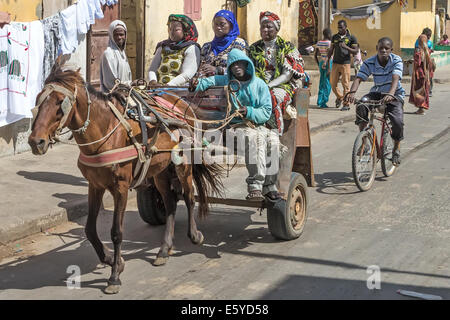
{"left": 210, "top": 10, "right": 240, "bottom": 56}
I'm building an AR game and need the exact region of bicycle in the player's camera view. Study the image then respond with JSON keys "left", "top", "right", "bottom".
{"left": 346, "top": 93, "right": 399, "bottom": 192}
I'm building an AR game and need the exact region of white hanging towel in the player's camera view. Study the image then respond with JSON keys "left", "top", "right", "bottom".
{"left": 0, "top": 21, "right": 44, "bottom": 127}
{"left": 77, "top": 0, "right": 91, "bottom": 35}
{"left": 59, "top": 5, "right": 78, "bottom": 54}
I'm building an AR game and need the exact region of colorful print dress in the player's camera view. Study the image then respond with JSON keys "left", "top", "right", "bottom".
{"left": 249, "top": 36, "right": 305, "bottom": 135}
{"left": 199, "top": 37, "right": 248, "bottom": 75}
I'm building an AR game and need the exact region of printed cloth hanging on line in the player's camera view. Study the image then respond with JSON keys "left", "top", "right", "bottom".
{"left": 0, "top": 21, "right": 44, "bottom": 127}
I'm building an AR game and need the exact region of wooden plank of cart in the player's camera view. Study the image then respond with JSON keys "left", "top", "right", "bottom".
{"left": 136, "top": 86, "right": 314, "bottom": 240}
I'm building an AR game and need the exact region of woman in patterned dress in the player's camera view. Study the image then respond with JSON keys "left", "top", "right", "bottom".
{"left": 148, "top": 14, "right": 200, "bottom": 86}
{"left": 198, "top": 10, "right": 248, "bottom": 77}
{"left": 249, "top": 12, "right": 305, "bottom": 135}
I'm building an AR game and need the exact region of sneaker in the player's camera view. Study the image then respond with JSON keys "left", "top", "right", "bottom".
{"left": 246, "top": 190, "right": 264, "bottom": 201}
{"left": 335, "top": 99, "right": 342, "bottom": 108}
{"left": 392, "top": 150, "right": 401, "bottom": 166}
{"left": 341, "top": 105, "right": 350, "bottom": 111}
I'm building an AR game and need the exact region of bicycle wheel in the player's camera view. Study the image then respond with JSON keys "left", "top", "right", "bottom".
{"left": 352, "top": 129, "right": 376, "bottom": 192}
{"left": 381, "top": 126, "right": 397, "bottom": 177}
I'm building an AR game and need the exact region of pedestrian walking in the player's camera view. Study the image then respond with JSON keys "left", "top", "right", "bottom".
{"left": 415, "top": 27, "right": 435, "bottom": 96}
{"left": 314, "top": 28, "right": 332, "bottom": 108}
{"left": 327, "top": 20, "right": 359, "bottom": 111}
{"left": 410, "top": 34, "right": 432, "bottom": 115}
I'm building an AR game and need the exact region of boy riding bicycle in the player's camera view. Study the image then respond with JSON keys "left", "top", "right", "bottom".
{"left": 345, "top": 37, "right": 404, "bottom": 166}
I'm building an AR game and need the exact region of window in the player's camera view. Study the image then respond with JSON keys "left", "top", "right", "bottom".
{"left": 184, "top": 0, "right": 202, "bottom": 21}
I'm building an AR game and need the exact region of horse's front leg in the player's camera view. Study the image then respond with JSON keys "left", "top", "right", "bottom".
{"left": 104, "top": 182, "right": 128, "bottom": 294}
{"left": 153, "top": 170, "right": 177, "bottom": 266}
{"left": 176, "top": 164, "right": 204, "bottom": 245}
{"left": 85, "top": 184, "right": 114, "bottom": 265}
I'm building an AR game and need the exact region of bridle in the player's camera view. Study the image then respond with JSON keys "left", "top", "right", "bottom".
{"left": 35, "top": 83, "right": 92, "bottom": 136}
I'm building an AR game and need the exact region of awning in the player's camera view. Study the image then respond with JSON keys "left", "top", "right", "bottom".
{"left": 332, "top": 1, "right": 396, "bottom": 20}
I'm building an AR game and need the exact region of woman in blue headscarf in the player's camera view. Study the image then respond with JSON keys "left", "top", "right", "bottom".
{"left": 198, "top": 10, "right": 248, "bottom": 77}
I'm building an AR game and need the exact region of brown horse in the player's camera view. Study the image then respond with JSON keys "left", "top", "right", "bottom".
{"left": 28, "top": 60, "right": 222, "bottom": 294}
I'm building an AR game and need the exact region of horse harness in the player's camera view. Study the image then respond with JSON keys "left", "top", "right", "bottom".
{"left": 35, "top": 83, "right": 186, "bottom": 189}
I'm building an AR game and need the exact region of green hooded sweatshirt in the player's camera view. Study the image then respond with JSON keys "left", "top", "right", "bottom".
{"left": 196, "top": 48, "right": 272, "bottom": 125}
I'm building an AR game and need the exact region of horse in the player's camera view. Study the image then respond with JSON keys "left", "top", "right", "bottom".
{"left": 28, "top": 59, "right": 223, "bottom": 294}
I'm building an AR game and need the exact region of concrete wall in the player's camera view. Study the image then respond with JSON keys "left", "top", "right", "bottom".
{"left": 144, "top": 0, "right": 225, "bottom": 75}
{"left": 331, "top": 2, "right": 401, "bottom": 58}
{"left": 0, "top": 0, "right": 87, "bottom": 157}
{"left": 243, "top": 0, "right": 300, "bottom": 47}
{"left": 331, "top": 0, "right": 436, "bottom": 57}
{"left": 0, "top": 0, "right": 42, "bottom": 20}
{"left": 400, "top": 0, "right": 436, "bottom": 49}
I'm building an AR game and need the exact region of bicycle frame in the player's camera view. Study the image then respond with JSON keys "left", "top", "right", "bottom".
{"left": 360, "top": 104, "right": 392, "bottom": 161}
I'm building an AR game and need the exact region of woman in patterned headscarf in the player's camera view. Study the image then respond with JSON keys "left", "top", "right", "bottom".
{"left": 148, "top": 14, "right": 201, "bottom": 86}
{"left": 198, "top": 10, "right": 248, "bottom": 77}
{"left": 249, "top": 11, "right": 305, "bottom": 135}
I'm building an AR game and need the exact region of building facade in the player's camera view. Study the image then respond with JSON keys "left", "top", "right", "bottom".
{"left": 331, "top": 0, "right": 436, "bottom": 58}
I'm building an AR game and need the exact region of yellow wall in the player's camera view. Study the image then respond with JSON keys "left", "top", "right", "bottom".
{"left": 144, "top": 0, "right": 224, "bottom": 74}
{"left": 336, "top": 0, "right": 374, "bottom": 9}
{"left": 331, "top": 0, "right": 436, "bottom": 55}
{"left": 243, "top": 0, "right": 299, "bottom": 46}
{"left": 400, "top": 1, "right": 436, "bottom": 48}
{"left": 331, "top": 4, "right": 401, "bottom": 57}
{"left": 0, "top": 0, "right": 42, "bottom": 21}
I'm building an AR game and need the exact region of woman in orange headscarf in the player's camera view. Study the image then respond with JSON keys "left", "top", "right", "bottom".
{"left": 409, "top": 34, "right": 431, "bottom": 114}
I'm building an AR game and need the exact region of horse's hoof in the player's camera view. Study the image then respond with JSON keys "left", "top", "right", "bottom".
{"left": 168, "top": 247, "right": 175, "bottom": 256}
{"left": 153, "top": 256, "right": 169, "bottom": 266}
{"left": 191, "top": 231, "right": 204, "bottom": 245}
{"left": 104, "top": 284, "right": 121, "bottom": 294}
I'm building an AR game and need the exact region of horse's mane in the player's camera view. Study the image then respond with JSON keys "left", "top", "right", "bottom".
{"left": 45, "top": 63, "right": 124, "bottom": 103}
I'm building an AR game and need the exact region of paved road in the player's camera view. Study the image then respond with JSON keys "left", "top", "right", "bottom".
{"left": 1, "top": 114, "right": 448, "bottom": 299}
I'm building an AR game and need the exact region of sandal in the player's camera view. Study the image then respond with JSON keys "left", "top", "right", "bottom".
{"left": 246, "top": 190, "right": 264, "bottom": 201}
{"left": 414, "top": 108, "right": 425, "bottom": 115}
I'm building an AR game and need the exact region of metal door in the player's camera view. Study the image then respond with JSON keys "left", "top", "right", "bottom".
{"left": 87, "top": 3, "right": 120, "bottom": 88}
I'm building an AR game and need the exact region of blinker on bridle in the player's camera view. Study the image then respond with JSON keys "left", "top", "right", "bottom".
{"left": 35, "top": 83, "right": 92, "bottom": 136}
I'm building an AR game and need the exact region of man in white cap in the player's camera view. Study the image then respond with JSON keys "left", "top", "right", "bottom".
{"left": 100, "top": 20, "right": 132, "bottom": 92}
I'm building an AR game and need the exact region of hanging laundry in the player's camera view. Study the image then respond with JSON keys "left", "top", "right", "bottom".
{"left": 41, "top": 14, "right": 62, "bottom": 84}
{"left": 59, "top": 5, "right": 78, "bottom": 54}
{"left": 89, "top": 0, "right": 104, "bottom": 20}
{"left": 76, "top": 0, "right": 92, "bottom": 35}
{"left": 0, "top": 21, "right": 44, "bottom": 127}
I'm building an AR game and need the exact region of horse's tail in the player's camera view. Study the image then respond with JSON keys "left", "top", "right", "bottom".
{"left": 192, "top": 162, "right": 224, "bottom": 219}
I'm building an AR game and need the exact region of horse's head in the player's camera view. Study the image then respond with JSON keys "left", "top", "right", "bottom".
{"left": 28, "top": 58, "right": 83, "bottom": 155}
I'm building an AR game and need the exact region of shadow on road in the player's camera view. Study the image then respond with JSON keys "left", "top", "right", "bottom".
{"left": 17, "top": 171, "right": 88, "bottom": 187}
{"left": 0, "top": 205, "right": 273, "bottom": 294}
{"left": 258, "top": 274, "right": 449, "bottom": 299}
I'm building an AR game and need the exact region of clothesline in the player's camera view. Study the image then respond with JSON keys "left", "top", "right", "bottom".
{"left": 0, "top": 0, "right": 118, "bottom": 128}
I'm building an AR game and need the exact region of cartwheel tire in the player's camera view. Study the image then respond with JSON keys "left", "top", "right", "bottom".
{"left": 267, "top": 173, "right": 309, "bottom": 240}
{"left": 137, "top": 185, "right": 166, "bottom": 225}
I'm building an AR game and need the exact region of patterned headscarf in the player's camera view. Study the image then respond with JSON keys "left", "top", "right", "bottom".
{"left": 155, "top": 14, "right": 200, "bottom": 53}
{"left": 260, "top": 11, "right": 281, "bottom": 31}
{"left": 210, "top": 10, "right": 240, "bottom": 56}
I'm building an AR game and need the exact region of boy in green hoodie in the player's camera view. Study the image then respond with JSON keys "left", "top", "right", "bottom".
{"left": 191, "top": 48, "right": 281, "bottom": 201}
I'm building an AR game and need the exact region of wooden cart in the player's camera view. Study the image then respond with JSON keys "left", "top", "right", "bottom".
{"left": 136, "top": 86, "right": 314, "bottom": 240}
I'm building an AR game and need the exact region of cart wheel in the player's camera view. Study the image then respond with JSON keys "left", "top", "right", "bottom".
{"left": 267, "top": 173, "right": 309, "bottom": 240}
{"left": 137, "top": 185, "right": 166, "bottom": 225}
